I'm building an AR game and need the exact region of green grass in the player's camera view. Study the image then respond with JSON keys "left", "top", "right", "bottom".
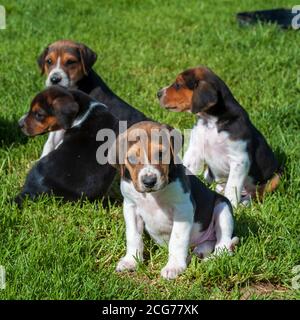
{"left": 0, "top": 0, "right": 299, "bottom": 300}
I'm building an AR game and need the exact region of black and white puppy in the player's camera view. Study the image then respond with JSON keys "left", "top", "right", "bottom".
{"left": 35, "top": 39, "right": 147, "bottom": 158}
{"left": 110, "top": 121, "right": 238, "bottom": 280}
{"left": 157, "top": 66, "right": 281, "bottom": 207}
{"left": 16, "top": 86, "right": 117, "bottom": 204}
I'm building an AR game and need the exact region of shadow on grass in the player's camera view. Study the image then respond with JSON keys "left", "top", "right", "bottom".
{"left": 235, "top": 212, "right": 260, "bottom": 238}
{"left": 0, "top": 116, "right": 28, "bottom": 147}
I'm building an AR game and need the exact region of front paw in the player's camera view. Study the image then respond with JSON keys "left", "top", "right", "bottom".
{"left": 116, "top": 257, "right": 137, "bottom": 272}
{"left": 214, "top": 237, "right": 239, "bottom": 256}
{"left": 160, "top": 262, "right": 187, "bottom": 280}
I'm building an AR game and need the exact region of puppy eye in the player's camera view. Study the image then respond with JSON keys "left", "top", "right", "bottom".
{"left": 65, "top": 60, "right": 77, "bottom": 66}
{"left": 46, "top": 58, "right": 52, "bottom": 66}
{"left": 35, "top": 112, "right": 45, "bottom": 121}
{"left": 173, "top": 83, "right": 181, "bottom": 90}
{"left": 127, "top": 155, "right": 138, "bottom": 165}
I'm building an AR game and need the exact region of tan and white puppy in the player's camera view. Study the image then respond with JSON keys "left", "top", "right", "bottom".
{"left": 36, "top": 40, "right": 97, "bottom": 158}
{"left": 110, "top": 121, "right": 238, "bottom": 280}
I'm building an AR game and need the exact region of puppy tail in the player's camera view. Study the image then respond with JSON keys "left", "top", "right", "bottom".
{"left": 259, "top": 165, "right": 284, "bottom": 198}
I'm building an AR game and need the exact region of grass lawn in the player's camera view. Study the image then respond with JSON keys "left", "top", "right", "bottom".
{"left": 0, "top": 0, "right": 299, "bottom": 300}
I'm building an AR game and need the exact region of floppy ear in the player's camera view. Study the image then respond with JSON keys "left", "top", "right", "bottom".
{"left": 37, "top": 46, "right": 49, "bottom": 75}
{"left": 78, "top": 43, "right": 97, "bottom": 75}
{"left": 191, "top": 81, "right": 218, "bottom": 114}
{"left": 52, "top": 97, "right": 80, "bottom": 129}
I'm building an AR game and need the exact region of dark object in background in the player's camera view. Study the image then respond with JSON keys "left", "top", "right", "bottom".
{"left": 237, "top": 8, "right": 298, "bottom": 29}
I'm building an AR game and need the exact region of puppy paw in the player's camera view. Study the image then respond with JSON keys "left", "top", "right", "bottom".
{"left": 160, "top": 262, "right": 187, "bottom": 280}
{"left": 193, "top": 240, "right": 216, "bottom": 259}
{"left": 116, "top": 257, "right": 137, "bottom": 272}
{"left": 214, "top": 237, "right": 239, "bottom": 256}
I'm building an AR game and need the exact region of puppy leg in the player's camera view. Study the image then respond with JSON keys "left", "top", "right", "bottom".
{"left": 183, "top": 147, "right": 204, "bottom": 175}
{"left": 213, "top": 201, "right": 239, "bottom": 255}
{"left": 224, "top": 156, "right": 250, "bottom": 207}
{"left": 116, "top": 200, "right": 144, "bottom": 272}
{"left": 161, "top": 203, "right": 193, "bottom": 280}
{"left": 183, "top": 126, "right": 205, "bottom": 175}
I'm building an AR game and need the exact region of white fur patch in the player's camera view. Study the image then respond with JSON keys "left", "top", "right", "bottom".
{"left": 183, "top": 116, "right": 251, "bottom": 207}
{"left": 40, "top": 130, "right": 65, "bottom": 158}
{"left": 119, "top": 177, "right": 237, "bottom": 279}
{"left": 71, "top": 102, "right": 106, "bottom": 128}
{"left": 45, "top": 58, "right": 70, "bottom": 88}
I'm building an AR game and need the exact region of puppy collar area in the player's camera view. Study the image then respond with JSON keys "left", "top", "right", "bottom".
{"left": 71, "top": 101, "right": 107, "bottom": 128}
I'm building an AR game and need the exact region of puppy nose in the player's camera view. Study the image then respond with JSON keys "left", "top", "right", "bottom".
{"left": 50, "top": 74, "right": 62, "bottom": 84}
{"left": 142, "top": 174, "right": 157, "bottom": 188}
{"left": 157, "top": 89, "right": 163, "bottom": 99}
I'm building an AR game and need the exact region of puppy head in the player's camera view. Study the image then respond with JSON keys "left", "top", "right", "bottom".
{"left": 37, "top": 40, "right": 97, "bottom": 88}
{"left": 110, "top": 121, "right": 181, "bottom": 193}
{"left": 157, "top": 66, "right": 222, "bottom": 115}
{"left": 18, "top": 86, "right": 79, "bottom": 136}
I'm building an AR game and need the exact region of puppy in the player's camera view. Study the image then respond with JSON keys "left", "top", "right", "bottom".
{"left": 36, "top": 40, "right": 147, "bottom": 158}
{"left": 157, "top": 66, "right": 281, "bottom": 207}
{"left": 16, "top": 86, "right": 117, "bottom": 204}
{"left": 110, "top": 121, "right": 238, "bottom": 280}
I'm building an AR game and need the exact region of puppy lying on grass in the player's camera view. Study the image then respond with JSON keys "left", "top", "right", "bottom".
{"left": 109, "top": 121, "right": 238, "bottom": 280}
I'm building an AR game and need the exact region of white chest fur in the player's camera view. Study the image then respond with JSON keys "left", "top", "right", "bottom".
{"left": 184, "top": 117, "right": 248, "bottom": 181}
{"left": 121, "top": 178, "right": 193, "bottom": 245}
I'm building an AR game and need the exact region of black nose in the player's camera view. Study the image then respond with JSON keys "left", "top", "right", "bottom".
{"left": 157, "top": 89, "right": 163, "bottom": 99}
{"left": 50, "top": 74, "right": 62, "bottom": 84}
{"left": 142, "top": 175, "right": 157, "bottom": 188}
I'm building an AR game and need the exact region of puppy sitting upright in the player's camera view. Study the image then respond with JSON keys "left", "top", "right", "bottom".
{"left": 157, "top": 66, "right": 281, "bottom": 207}
{"left": 110, "top": 121, "right": 238, "bottom": 280}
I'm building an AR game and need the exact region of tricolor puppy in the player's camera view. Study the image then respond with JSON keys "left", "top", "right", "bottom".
{"left": 16, "top": 86, "right": 117, "bottom": 205}
{"left": 35, "top": 40, "right": 147, "bottom": 158}
{"left": 110, "top": 121, "right": 238, "bottom": 280}
{"left": 157, "top": 66, "right": 281, "bottom": 207}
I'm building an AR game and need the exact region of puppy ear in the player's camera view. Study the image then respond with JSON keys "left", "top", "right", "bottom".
{"left": 192, "top": 81, "right": 218, "bottom": 114}
{"left": 52, "top": 97, "right": 80, "bottom": 130}
{"left": 37, "top": 46, "right": 49, "bottom": 75}
{"left": 78, "top": 43, "right": 97, "bottom": 75}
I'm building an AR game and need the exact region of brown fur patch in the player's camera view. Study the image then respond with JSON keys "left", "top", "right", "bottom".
{"left": 39, "top": 40, "right": 88, "bottom": 83}
{"left": 257, "top": 173, "right": 281, "bottom": 200}
{"left": 160, "top": 67, "right": 211, "bottom": 112}
{"left": 21, "top": 86, "right": 76, "bottom": 136}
